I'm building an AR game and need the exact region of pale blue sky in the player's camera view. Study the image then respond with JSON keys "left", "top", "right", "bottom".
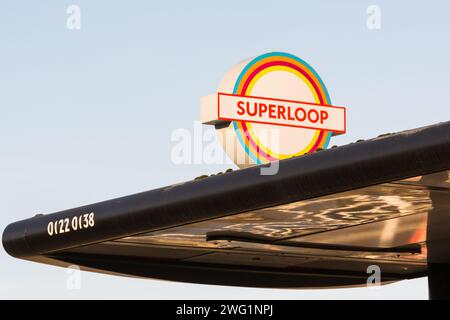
{"left": 1, "top": 0, "right": 449, "bottom": 299}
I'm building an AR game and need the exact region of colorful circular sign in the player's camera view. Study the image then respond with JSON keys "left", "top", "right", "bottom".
{"left": 200, "top": 52, "right": 346, "bottom": 168}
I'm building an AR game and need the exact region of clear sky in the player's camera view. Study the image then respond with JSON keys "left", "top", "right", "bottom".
{"left": 1, "top": 0, "right": 449, "bottom": 299}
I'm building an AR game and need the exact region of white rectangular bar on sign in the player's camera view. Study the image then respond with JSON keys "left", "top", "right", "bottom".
{"left": 217, "top": 93, "right": 346, "bottom": 133}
